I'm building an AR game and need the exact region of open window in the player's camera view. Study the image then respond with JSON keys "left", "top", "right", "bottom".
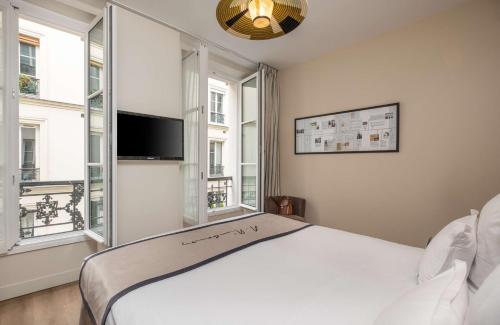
{"left": 0, "top": 0, "right": 19, "bottom": 253}
{"left": 84, "top": 8, "right": 113, "bottom": 245}
{"left": 239, "top": 73, "right": 261, "bottom": 211}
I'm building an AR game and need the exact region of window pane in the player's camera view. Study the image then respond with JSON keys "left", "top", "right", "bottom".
{"left": 90, "top": 134, "right": 101, "bottom": 163}
{"left": 242, "top": 121, "right": 257, "bottom": 164}
{"left": 89, "top": 166, "right": 103, "bottom": 236}
{"left": 241, "top": 165, "right": 256, "bottom": 208}
{"left": 88, "top": 19, "right": 103, "bottom": 95}
{"left": 18, "top": 18, "right": 85, "bottom": 239}
{"left": 242, "top": 77, "right": 257, "bottom": 122}
{"left": 216, "top": 142, "right": 222, "bottom": 165}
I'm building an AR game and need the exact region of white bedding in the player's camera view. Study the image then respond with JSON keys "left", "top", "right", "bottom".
{"left": 106, "top": 224, "right": 423, "bottom": 325}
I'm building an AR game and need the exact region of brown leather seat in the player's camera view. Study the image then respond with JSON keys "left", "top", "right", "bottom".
{"left": 264, "top": 196, "right": 306, "bottom": 220}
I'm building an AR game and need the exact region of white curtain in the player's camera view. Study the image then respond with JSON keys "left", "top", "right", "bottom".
{"left": 182, "top": 52, "right": 199, "bottom": 226}
{"left": 259, "top": 63, "right": 281, "bottom": 198}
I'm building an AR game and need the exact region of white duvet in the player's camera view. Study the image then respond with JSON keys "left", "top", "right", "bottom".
{"left": 106, "top": 223, "right": 423, "bottom": 325}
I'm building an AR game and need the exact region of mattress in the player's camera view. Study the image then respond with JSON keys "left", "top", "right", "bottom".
{"left": 104, "top": 219, "right": 423, "bottom": 325}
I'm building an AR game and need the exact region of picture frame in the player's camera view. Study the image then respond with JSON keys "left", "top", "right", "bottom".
{"left": 295, "top": 103, "right": 400, "bottom": 154}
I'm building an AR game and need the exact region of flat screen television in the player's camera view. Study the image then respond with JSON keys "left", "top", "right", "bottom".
{"left": 117, "top": 110, "right": 184, "bottom": 161}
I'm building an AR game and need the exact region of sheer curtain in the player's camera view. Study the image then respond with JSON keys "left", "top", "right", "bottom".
{"left": 259, "top": 63, "right": 281, "bottom": 199}
{"left": 182, "top": 52, "right": 199, "bottom": 226}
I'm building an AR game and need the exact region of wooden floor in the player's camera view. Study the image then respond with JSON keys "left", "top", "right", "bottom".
{"left": 0, "top": 282, "right": 86, "bottom": 325}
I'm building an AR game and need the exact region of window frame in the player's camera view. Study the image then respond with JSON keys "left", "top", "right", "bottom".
{"left": 209, "top": 88, "right": 226, "bottom": 125}
{"left": 209, "top": 140, "right": 223, "bottom": 176}
{"left": 1, "top": 2, "right": 92, "bottom": 254}
{"left": 238, "top": 73, "right": 261, "bottom": 211}
{"left": 19, "top": 40, "right": 37, "bottom": 77}
{"left": 19, "top": 124, "right": 39, "bottom": 181}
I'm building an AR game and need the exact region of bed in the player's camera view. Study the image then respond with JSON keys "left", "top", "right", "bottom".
{"left": 80, "top": 212, "right": 424, "bottom": 325}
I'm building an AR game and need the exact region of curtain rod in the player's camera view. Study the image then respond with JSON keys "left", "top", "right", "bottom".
{"left": 107, "top": 0, "right": 260, "bottom": 67}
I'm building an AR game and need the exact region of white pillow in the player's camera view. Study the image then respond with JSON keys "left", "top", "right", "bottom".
{"left": 470, "top": 194, "right": 500, "bottom": 288}
{"left": 466, "top": 265, "right": 500, "bottom": 325}
{"left": 418, "top": 212, "right": 478, "bottom": 284}
{"left": 375, "top": 260, "right": 469, "bottom": 325}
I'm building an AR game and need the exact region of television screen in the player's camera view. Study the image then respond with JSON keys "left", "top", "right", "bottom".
{"left": 117, "top": 111, "right": 184, "bottom": 160}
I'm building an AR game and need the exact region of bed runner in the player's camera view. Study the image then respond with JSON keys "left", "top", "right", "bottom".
{"left": 79, "top": 213, "right": 311, "bottom": 325}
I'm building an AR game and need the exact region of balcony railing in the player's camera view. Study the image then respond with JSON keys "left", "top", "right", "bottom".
{"left": 208, "top": 176, "right": 232, "bottom": 209}
{"left": 19, "top": 74, "right": 40, "bottom": 97}
{"left": 20, "top": 168, "right": 40, "bottom": 181}
{"left": 210, "top": 112, "right": 225, "bottom": 125}
{"left": 242, "top": 176, "right": 257, "bottom": 208}
{"left": 209, "top": 164, "right": 224, "bottom": 177}
{"left": 19, "top": 180, "right": 84, "bottom": 239}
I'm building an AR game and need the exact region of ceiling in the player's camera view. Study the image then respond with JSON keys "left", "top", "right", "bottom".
{"left": 115, "top": 0, "right": 470, "bottom": 69}
{"left": 29, "top": 0, "right": 470, "bottom": 68}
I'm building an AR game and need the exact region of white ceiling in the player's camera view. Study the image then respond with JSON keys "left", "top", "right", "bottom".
{"left": 115, "top": 0, "right": 470, "bottom": 68}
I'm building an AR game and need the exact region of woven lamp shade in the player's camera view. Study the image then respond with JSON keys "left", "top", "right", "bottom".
{"left": 216, "top": 0, "right": 308, "bottom": 40}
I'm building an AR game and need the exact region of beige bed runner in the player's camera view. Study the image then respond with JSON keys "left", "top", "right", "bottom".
{"left": 79, "top": 213, "right": 311, "bottom": 325}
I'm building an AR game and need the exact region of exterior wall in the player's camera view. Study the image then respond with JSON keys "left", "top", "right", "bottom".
{"left": 279, "top": 0, "right": 500, "bottom": 247}
{"left": 18, "top": 19, "right": 85, "bottom": 182}
{"left": 20, "top": 19, "right": 84, "bottom": 105}
{"left": 19, "top": 99, "right": 84, "bottom": 181}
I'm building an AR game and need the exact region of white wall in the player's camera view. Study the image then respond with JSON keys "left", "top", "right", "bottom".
{"left": 0, "top": 240, "right": 96, "bottom": 300}
{"left": 115, "top": 7, "right": 183, "bottom": 244}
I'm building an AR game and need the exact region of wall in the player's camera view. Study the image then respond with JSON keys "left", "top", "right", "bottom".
{"left": 279, "top": 0, "right": 500, "bottom": 247}
{"left": 19, "top": 100, "right": 84, "bottom": 181}
{"left": 115, "top": 7, "right": 183, "bottom": 244}
{"left": 0, "top": 240, "right": 96, "bottom": 300}
{"left": 20, "top": 19, "right": 84, "bottom": 105}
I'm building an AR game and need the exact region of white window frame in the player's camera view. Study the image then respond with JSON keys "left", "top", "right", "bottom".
{"left": 238, "top": 72, "right": 261, "bottom": 211}
{"left": 1, "top": 0, "right": 92, "bottom": 254}
{"left": 19, "top": 41, "right": 37, "bottom": 77}
{"left": 209, "top": 140, "right": 223, "bottom": 176}
{"left": 84, "top": 8, "right": 113, "bottom": 246}
{"left": 209, "top": 87, "right": 226, "bottom": 125}
{"left": 19, "top": 123, "right": 39, "bottom": 181}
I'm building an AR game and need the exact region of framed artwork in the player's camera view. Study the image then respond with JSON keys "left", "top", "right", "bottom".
{"left": 295, "top": 103, "right": 400, "bottom": 154}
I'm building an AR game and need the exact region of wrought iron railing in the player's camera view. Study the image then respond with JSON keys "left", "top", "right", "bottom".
{"left": 20, "top": 168, "right": 40, "bottom": 181}
{"left": 209, "top": 164, "right": 224, "bottom": 177}
{"left": 210, "top": 112, "right": 225, "bottom": 124}
{"left": 19, "top": 180, "right": 84, "bottom": 239}
{"left": 208, "top": 176, "right": 232, "bottom": 209}
{"left": 19, "top": 74, "right": 40, "bottom": 96}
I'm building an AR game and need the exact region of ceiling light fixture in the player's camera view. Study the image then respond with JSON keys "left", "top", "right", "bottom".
{"left": 248, "top": 0, "right": 274, "bottom": 29}
{"left": 216, "top": 0, "right": 308, "bottom": 41}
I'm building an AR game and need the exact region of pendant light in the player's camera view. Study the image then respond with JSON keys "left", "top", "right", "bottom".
{"left": 216, "top": 0, "right": 308, "bottom": 40}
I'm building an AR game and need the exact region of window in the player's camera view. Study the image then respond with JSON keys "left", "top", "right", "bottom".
{"left": 19, "top": 35, "right": 40, "bottom": 96}
{"left": 209, "top": 141, "right": 223, "bottom": 176}
{"left": 89, "top": 64, "right": 101, "bottom": 95}
{"left": 20, "top": 42, "right": 36, "bottom": 76}
{"left": 20, "top": 126, "right": 38, "bottom": 181}
{"left": 90, "top": 133, "right": 102, "bottom": 164}
{"left": 210, "top": 90, "right": 225, "bottom": 124}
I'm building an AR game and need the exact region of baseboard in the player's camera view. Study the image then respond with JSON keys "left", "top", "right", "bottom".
{"left": 0, "top": 267, "right": 80, "bottom": 301}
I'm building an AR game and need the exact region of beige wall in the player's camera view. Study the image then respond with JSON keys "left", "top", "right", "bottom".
{"left": 279, "top": 0, "right": 500, "bottom": 247}
{"left": 115, "top": 7, "right": 183, "bottom": 244}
